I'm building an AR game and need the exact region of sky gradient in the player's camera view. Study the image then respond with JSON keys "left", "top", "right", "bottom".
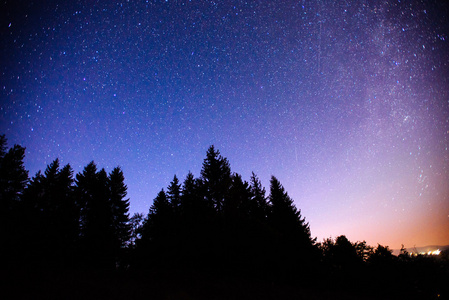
{"left": 1, "top": 0, "right": 448, "bottom": 250}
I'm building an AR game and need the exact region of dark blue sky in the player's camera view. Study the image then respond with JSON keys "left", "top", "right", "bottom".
{"left": 1, "top": 0, "right": 448, "bottom": 248}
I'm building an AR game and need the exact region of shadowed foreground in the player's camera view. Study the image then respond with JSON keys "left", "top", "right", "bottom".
{"left": 2, "top": 268, "right": 422, "bottom": 300}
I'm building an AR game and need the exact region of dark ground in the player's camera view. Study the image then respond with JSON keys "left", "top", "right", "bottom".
{"left": 1, "top": 268, "right": 438, "bottom": 300}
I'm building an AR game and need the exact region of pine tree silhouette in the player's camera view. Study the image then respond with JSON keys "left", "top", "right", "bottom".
{"left": 0, "top": 135, "right": 28, "bottom": 213}
{"left": 200, "top": 145, "right": 231, "bottom": 213}
{"left": 139, "top": 189, "right": 173, "bottom": 267}
{"left": 268, "top": 176, "right": 311, "bottom": 242}
{"left": 249, "top": 172, "right": 268, "bottom": 221}
{"left": 267, "top": 176, "right": 316, "bottom": 277}
{"left": 108, "top": 166, "right": 131, "bottom": 267}
{"left": 226, "top": 173, "right": 251, "bottom": 218}
{"left": 167, "top": 174, "right": 181, "bottom": 215}
{"left": 0, "top": 135, "right": 29, "bottom": 268}
{"left": 75, "top": 163, "right": 114, "bottom": 268}
{"left": 21, "top": 159, "right": 78, "bottom": 267}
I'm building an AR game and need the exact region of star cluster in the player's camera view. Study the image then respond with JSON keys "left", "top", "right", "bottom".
{"left": 1, "top": 0, "right": 448, "bottom": 249}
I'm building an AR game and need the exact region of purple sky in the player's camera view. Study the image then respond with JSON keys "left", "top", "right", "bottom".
{"left": 1, "top": 0, "right": 448, "bottom": 249}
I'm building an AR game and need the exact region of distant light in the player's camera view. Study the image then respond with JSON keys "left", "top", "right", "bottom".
{"left": 430, "top": 249, "right": 441, "bottom": 255}
{"left": 419, "top": 249, "right": 441, "bottom": 256}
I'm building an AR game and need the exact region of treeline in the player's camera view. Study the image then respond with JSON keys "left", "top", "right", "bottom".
{"left": 134, "top": 145, "right": 316, "bottom": 277}
{"left": 1, "top": 135, "right": 130, "bottom": 270}
{"left": 1, "top": 134, "right": 448, "bottom": 298}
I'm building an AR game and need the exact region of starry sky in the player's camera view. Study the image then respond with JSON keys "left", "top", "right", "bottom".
{"left": 1, "top": 0, "right": 448, "bottom": 250}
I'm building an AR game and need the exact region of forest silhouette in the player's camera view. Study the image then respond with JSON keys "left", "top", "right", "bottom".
{"left": 1, "top": 134, "right": 448, "bottom": 299}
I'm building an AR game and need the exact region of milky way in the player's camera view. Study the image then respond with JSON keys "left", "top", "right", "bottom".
{"left": 1, "top": 0, "right": 448, "bottom": 249}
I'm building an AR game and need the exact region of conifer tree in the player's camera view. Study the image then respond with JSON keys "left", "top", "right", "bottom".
{"left": 108, "top": 167, "right": 131, "bottom": 261}
{"left": 200, "top": 145, "right": 231, "bottom": 213}
{"left": 178, "top": 170, "right": 219, "bottom": 268}
{"left": 0, "top": 135, "right": 28, "bottom": 212}
{"left": 0, "top": 135, "right": 29, "bottom": 267}
{"left": 180, "top": 171, "right": 196, "bottom": 214}
{"left": 226, "top": 173, "right": 251, "bottom": 217}
{"left": 139, "top": 189, "right": 173, "bottom": 266}
{"left": 21, "top": 159, "right": 78, "bottom": 267}
{"left": 182, "top": 172, "right": 196, "bottom": 199}
{"left": 56, "top": 163, "right": 79, "bottom": 261}
{"left": 181, "top": 171, "right": 208, "bottom": 215}
{"left": 23, "top": 170, "right": 45, "bottom": 210}
{"left": 75, "top": 162, "right": 114, "bottom": 268}
{"left": 141, "top": 189, "right": 171, "bottom": 244}
{"left": 167, "top": 174, "right": 181, "bottom": 215}
{"left": 249, "top": 172, "right": 268, "bottom": 221}
{"left": 149, "top": 189, "right": 171, "bottom": 218}
{"left": 268, "top": 176, "right": 313, "bottom": 247}
{"left": 0, "top": 134, "right": 6, "bottom": 158}
{"left": 267, "top": 176, "right": 316, "bottom": 275}
{"left": 75, "top": 161, "right": 98, "bottom": 235}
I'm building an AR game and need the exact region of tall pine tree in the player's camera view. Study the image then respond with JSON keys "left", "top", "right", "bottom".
{"left": 200, "top": 145, "right": 231, "bottom": 213}
{"left": 226, "top": 173, "right": 251, "bottom": 218}
{"left": 249, "top": 172, "right": 268, "bottom": 221}
{"left": 108, "top": 167, "right": 130, "bottom": 265}
{"left": 167, "top": 174, "right": 181, "bottom": 215}
{"left": 268, "top": 176, "right": 315, "bottom": 273}
{"left": 21, "top": 159, "right": 78, "bottom": 267}
{"left": 268, "top": 176, "right": 311, "bottom": 241}
{"left": 0, "top": 135, "right": 29, "bottom": 268}
{"left": 75, "top": 162, "right": 114, "bottom": 268}
{"left": 139, "top": 189, "right": 173, "bottom": 267}
{"left": 0, "top": 135, "right": 28, "bottom": 213}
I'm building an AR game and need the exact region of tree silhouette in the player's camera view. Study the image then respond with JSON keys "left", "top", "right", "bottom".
{"left": 268, "top": 176, "right": 312, "bottom": 244}
{"left": 267, "top": 176, "right": 316, "bottom": 276}
{"left": 139, "top": 189, "right": 174, "bottom": 267}
{"left": 320, "top": 235, "right": 362, "bottom": 272}
{"left": 75, "top": 162, "right": 114, "bottom": 268}
{"left": 226, "top": 173, "right": 251, "bottom": 218}
{"left": 3, "top": 136, "right": 446, "bottom": 299}
{"left": 354, "top": 240, "right": 373, "bottom": 262}
{"left": 249, "top": 172, "right": 268, "bottom": 221}
{"left": 167, "top": 174, "right": 181, "bottom": 215}
{"left": 180, "top": 171, "right": 196, "bottom": 214}
{"left": 0, "top": 135, "right": 28, "bottom": 213}
{"left": 176, "top": 171, "right": 215, "bottom": 269}
{"left": 21, "top": 159, "right": 78, "bottom": 267}
{"left": 368, "top": 244, "right": 395, "bottom": 266}
{"left": 0, "top": 135, "right": 29, "bottom": 268}
{"left": 108, "top": 166, "right": 131, "bottom": 267}
{"left": 0, "top": 134, "right": 6, "bottom": 157}
{"left": 129, "top": 212, "right": 144, "bottom": 248}
{"left": 181, "top": 171, "right": 210, "bottom": 217}
{"left": 200, "top": 145, "right": 231, "bottom": 213}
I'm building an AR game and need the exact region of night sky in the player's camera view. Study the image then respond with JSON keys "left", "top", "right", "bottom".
{"left": 1, "top": 0, "right": 448, "bottom": 249}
